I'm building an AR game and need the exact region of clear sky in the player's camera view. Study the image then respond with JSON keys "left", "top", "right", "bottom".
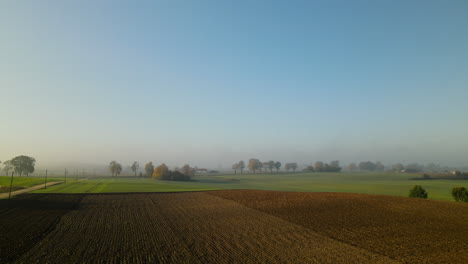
{"left": 1, "top": 0, "right": 467, "bottom": 168}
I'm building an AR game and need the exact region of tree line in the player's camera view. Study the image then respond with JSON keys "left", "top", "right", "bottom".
{"left": 108, "top": 161, "right": 194, "bottom": 181}
{"left": 346, "top": 161, "right": 453, "bottom": 173}
{"left": 231, "top": 159, "right": 342, "bottom": 173}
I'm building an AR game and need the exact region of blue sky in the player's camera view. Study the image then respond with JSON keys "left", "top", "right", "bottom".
{"left": 1, "top": 0, "right": 467, "bottom": 168}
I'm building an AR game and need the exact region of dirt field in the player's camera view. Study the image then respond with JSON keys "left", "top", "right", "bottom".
{"left": 211, "top": 190, "right": 468, "bottom": 263}
{"left": 0, "top": 191, "right": 466, "bottom": 263}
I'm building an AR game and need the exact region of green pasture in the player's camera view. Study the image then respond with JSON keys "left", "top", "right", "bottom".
{"left": 0, "top": 176, "right": 63, "bottom": 192}
{"left": 29, "top": 172, "right": 467, "bottom": 201}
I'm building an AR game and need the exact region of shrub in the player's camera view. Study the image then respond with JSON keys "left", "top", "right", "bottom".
{"left": 451, "top": 186, "right": 468, "bottom": 202}
{"left": 169, "top": 171, "right": 191, "bottom": 181}
{"left": 409, "top": 185, "right": 428, "bottom": 199}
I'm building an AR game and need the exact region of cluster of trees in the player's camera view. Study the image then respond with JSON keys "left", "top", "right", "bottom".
{"left": 231, "top": 161, "right": 245, "bottom": 174}
{"left": 231, "top": 159, "right": 346, "bottom": 173}
{"left": 232, "top": 159, "right": 345, "bottom": 173}
{"left": 304, "top": 161, "right": 341, "bottom": 172}
{"left": 1, "top": 155, "right": 36, "bottom": 176}
{"left": 246, "top": 159, "right": 282, "bottom": 173}
{"left": 346, "top": 161, "right": 454, "bottom": 173}
{"left": 152, "top": 163, "right": 193, "bottom": 181}
{"left": 284, "top": 163, "right": 297, "bottom": 172}
{"left": 108, "top": 161, "right": 197, "bottom": 180}
{"left": 232, "top": 160, "right": 283, "bottom": 174}
{"left": 108, "top": 161, "right": 123, "bottom": 177}
{"left": 346, "top": 161, "right": 385, "bottom": 171}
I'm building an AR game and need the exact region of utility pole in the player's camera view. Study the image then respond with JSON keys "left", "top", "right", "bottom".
{"left": 65, "top": 169, "right": 67, "bottom": 184}
{"left": 44, "top": 169, "right": 48, "bottom": 189}
{"left": 8, "top": 171, "right": 14, "bottom": 199}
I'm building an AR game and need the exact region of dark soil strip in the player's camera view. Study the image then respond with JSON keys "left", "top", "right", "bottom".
{"left": 0, "top": 193, "right": 85, "bottom": 263}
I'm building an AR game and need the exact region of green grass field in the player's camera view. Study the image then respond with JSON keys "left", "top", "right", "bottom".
{"left": 28, "top": 172, "right": 467, "bottom": 201}
{"left": 0, "top": 176, "right": 64, "bottom": 192}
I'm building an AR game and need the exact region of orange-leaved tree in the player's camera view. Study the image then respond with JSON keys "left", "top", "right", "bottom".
{"left": 153, "top": 163, "right": 169, "bottom": 180}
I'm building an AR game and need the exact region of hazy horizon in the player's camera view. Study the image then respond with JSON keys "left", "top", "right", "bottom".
{"left": 1, "top": 0, "right": 467, "bottom": 169}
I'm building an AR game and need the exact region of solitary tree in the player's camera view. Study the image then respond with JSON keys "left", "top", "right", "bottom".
{"left": 109, "top": 161, "right": 117, "bottom": 177}
{"left": 115, "top": 163, "right": 122, "bottom": 176}
{"left": 144, "top": 162, "right": 154, "bottom": 177}
{"left": 10, "top": 155, "right": 36, "bottom": 176}
{"left": 274, "top": 161, "right": 281, "bottom": 173}
{"left": 451, "top": 186, "right": 468, "bottom": 202}
{"left": 130, "top": 161, "right": 139, "bottom": 177}
{"left": 248, "top": 159, "right": 260, "bottom": 174}
{"left": 409, "top": 185, "right": 428, "bottom": 199}
{"left": 238, "top": 160, "right": 245, "bottom": 174}
{"left": 232, "top": 163, "right": 239, "bottom": 174}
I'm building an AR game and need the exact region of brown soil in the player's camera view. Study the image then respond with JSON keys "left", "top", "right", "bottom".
{"left": 210, "top": 190, "right": 468, "bottom": 263}
{"left": 1, "top": 191, "right": 466, "bottom": 263}
{"left": 13, "top": 193, "right": 395, "bottom": 264}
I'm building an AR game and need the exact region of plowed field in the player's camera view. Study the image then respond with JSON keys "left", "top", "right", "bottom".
{"left": 211, "top": 190, "right": 468, "bottom": 263}
{"left": 1, "top": 191, "right": 466, "bottom": 263}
